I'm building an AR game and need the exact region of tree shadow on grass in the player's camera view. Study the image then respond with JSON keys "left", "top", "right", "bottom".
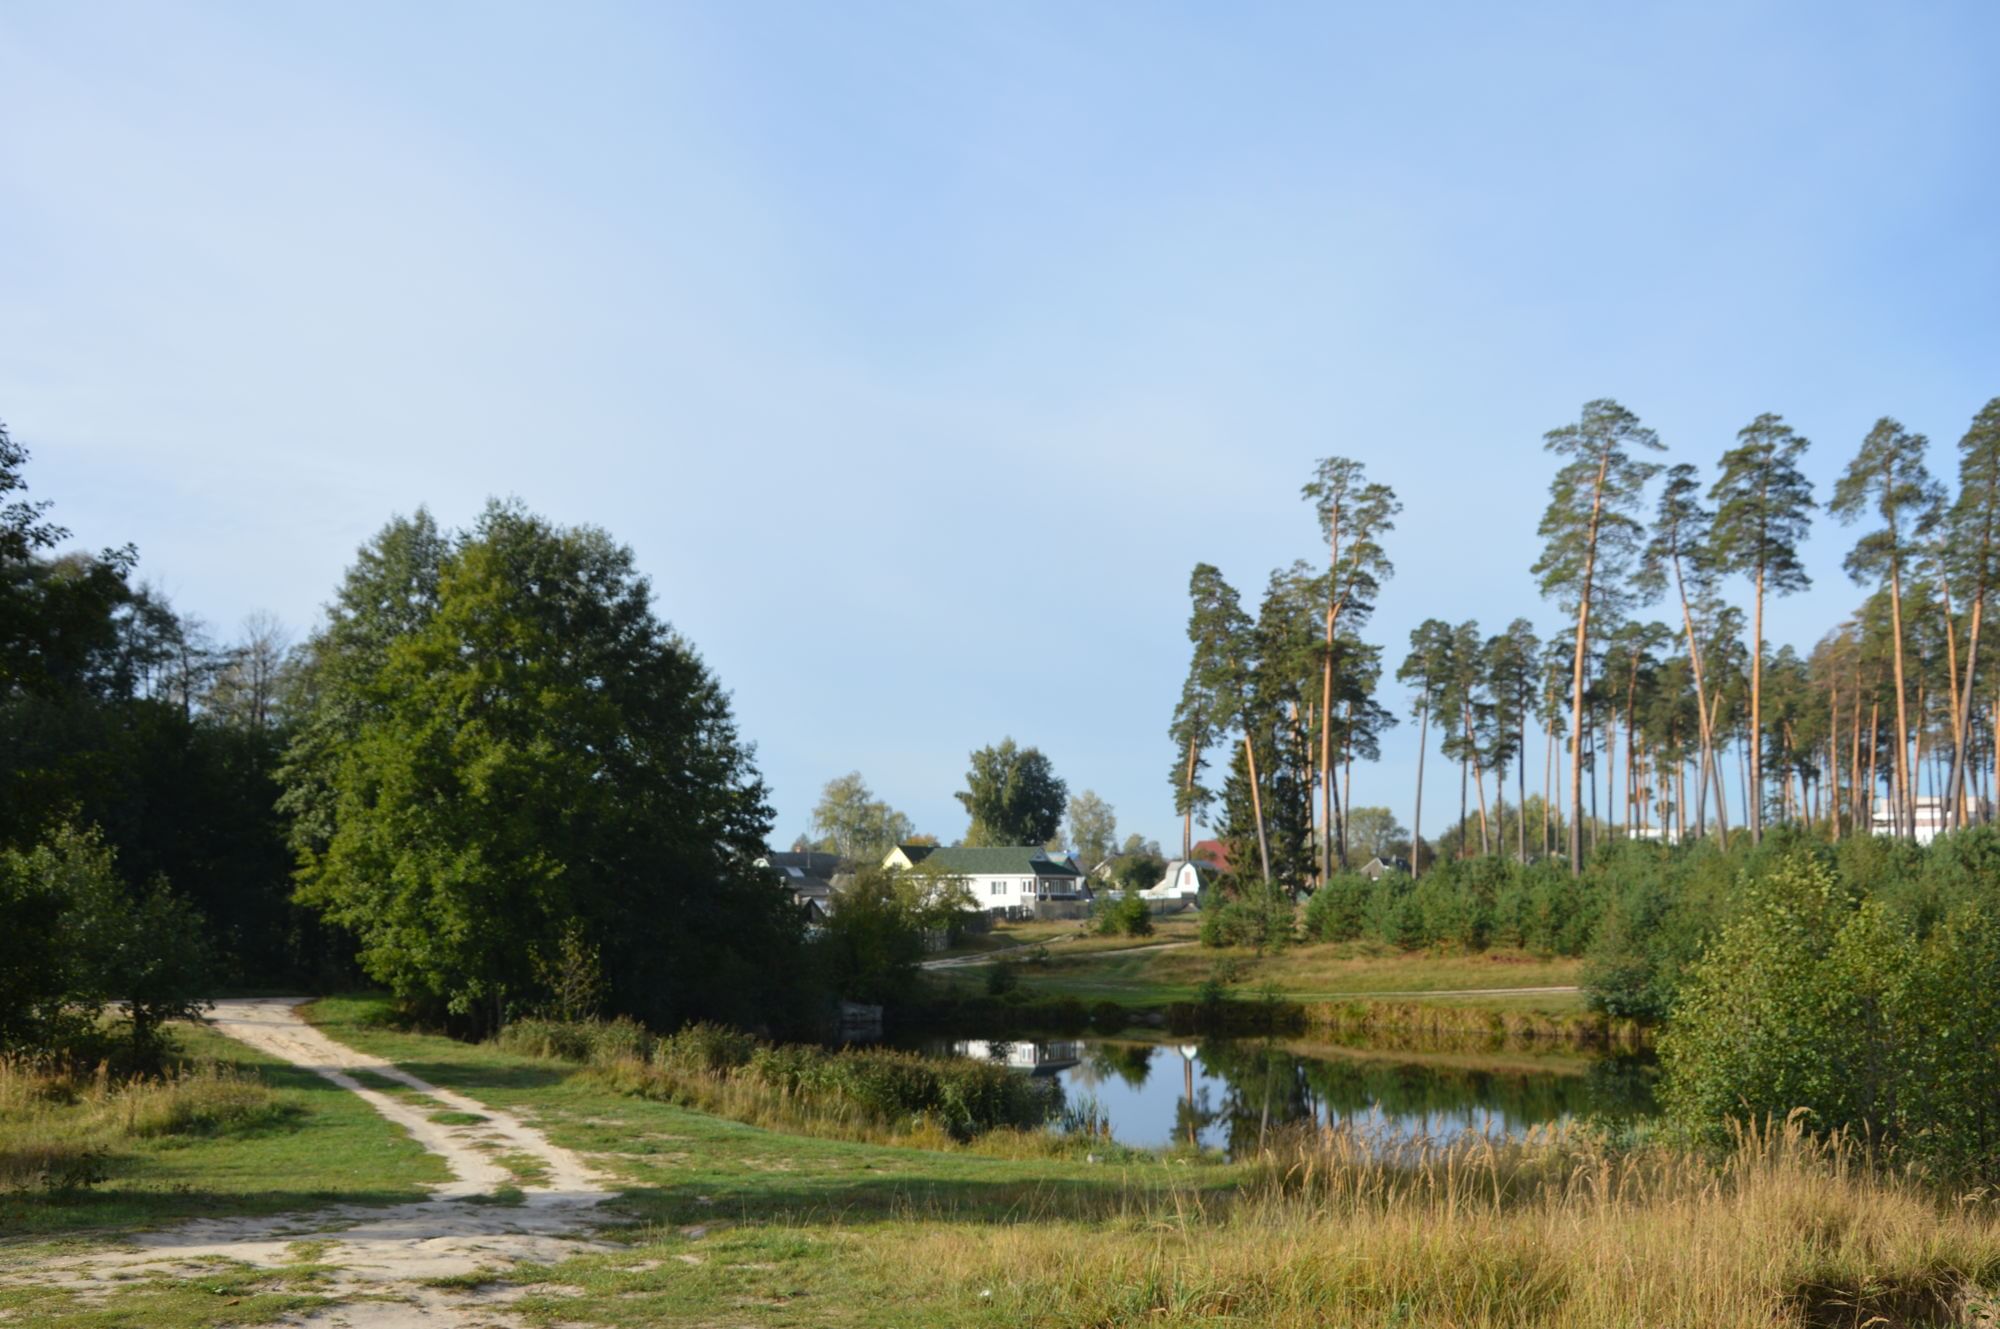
{"left": 0, "top": 1184, "right": 435, "bottom": 1240}
{"left": 345, "top": 1061, "right": 576, "bottom": 1095}
{"left": 603, "top": 1171, "right": 1222, "bottom": 1232}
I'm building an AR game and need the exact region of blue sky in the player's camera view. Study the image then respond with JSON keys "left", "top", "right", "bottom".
{"left": 4, "top": 2, "right": 1997, "bottom": 849}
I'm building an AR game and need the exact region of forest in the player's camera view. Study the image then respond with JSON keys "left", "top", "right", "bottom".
{"left": 1178, "top": 397, "right": 2000, "bottom": 891}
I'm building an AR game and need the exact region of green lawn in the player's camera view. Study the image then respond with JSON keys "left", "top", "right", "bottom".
{"left": 291, "top": 994, "right": 1244, "bottom": 1327}
{"left": 928, "top": 914, "right": 1201, "bottom": 962}
{"left": 0, "top": 1019, "right": 448, "bottom": 1241}
{"left": 932, "top": 938, "right": 1585, "bottom": 1008}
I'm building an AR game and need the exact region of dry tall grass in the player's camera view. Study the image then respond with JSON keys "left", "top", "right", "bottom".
{"left": 880, "top": 1117, "right": 2000, "bottom": 1327}
{"left": 0, "top": 1057, "right": 286, "bottom": 1192}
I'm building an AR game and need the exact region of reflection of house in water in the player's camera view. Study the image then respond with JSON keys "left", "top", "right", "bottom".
{"left": 951, "top": 1039, "right": 1082, "bottom": 1075}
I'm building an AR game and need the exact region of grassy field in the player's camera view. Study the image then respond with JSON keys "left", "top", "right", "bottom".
{"left": 937, "top": 935, "right": 1585, "bottom": 1009}
{"left": 0, "top": 1020, "right": 448, "bottom": 1239}
{"left": 299, "top": 996, "right": 1997, "bottom": 1328}
{"left": 929, "top": 914, "right": 1202, "bottom": 962}
{"left": 7, "top": 998, "right": 1995, "bottom": 1326}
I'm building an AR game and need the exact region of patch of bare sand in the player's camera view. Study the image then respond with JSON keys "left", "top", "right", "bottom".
{"left": 11, "top": 999, "right": 628, "bottom": 1328}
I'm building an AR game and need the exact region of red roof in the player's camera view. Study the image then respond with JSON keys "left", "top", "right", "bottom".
{"left": 1191, "top": 838, "right": 1231, "bottom": 871}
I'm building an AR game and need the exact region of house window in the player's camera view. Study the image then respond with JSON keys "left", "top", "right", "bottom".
{"left": 991, "top": 881, "right": 1004, "bottom": 896}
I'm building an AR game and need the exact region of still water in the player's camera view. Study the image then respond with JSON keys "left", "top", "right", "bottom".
{"left": 918, "top": 1037, "right": 1655, "bottom": 1157}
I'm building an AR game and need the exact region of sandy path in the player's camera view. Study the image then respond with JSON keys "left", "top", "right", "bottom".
{"left": 10, "top": 998, "right": 620, "bottom": 1328}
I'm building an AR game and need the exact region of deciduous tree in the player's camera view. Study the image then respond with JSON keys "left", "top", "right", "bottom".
{"left": 957, "top": 738, "right": 1067, "bottom": 846}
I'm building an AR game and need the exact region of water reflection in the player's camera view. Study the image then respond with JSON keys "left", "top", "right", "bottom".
{"left": 915, "top": 1036, "right": 1656, "bottom": 1157}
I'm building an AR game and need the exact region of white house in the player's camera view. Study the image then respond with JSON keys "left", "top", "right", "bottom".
{"left": 883, "top": 844, "right": 1086, "bottom": 913}
{"left": 1869, "top": 796, "right": 1991, "bottom": 845}
{"left": 1137, "top": 858, "right": 1216, "bottom": 902}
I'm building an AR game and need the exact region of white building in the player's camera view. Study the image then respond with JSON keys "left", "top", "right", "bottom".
{"left": 1869, "top": 796, "right": 1989, "bottom": 845}
{"left": 1137, "top": 858, "right": 1216, "bottom": 902}
{"left": 883, "top": 844, "right": 1087, "bottom": 913}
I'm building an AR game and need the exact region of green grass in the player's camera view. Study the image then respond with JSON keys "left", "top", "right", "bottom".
{"left": 299, "top": 996, "right": 1999, "bottom": 1328}
{"left": 0, "top": 1020, "right": 449, "bottom": 1238}
{"left": 930, "top": 915, "right": 1202, "bottom": 962}
{"left": 302, "top": 994, "right": 1233, "bottom": 1227}
{"left": 934, "top": 937, "right": 1585, "bottom": 1007}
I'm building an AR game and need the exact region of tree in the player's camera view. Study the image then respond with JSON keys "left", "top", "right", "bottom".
{"left": 1485, "top": 619, "right": 1541, "bottom": 860}
{"left": 1396, "top": 620, "right": 1453, "bottom": 877}
{"left": 1532, "top": 399, "right": 1664, "bottom": 873}
{"left": 1066, "top": 789, "right": 1118, "bottom": 867}
{"left": 276, "top": 510, "right": 447, "bottom": 863}
{"left": 1640, "top": 463, "right": 1729, "bottom": 843}
{"left": 1710, "top": 414, "right": 1815, "bottom": 845}
{"left": 290, "top": 502, "right": 800, "bottom": 1034}
{"left": 205, "top": 611, "right": 295, "bottom": 731}
{"left": 815, "top": 865, "right": 968, "bottom": 1004}
{"left": 1342, "top": 806, "right": 1408, "bottom": 861}
{"left": 1168, "top": 564, "right": 1252, "bottom": 859}
{"left": 1943, "top": 399, "right": 2000, "bottom": 828}
{"left": 810, "top": 772, "right": 914, "bottom": 862}
{"left": 957, "top": 738, "right": 1067, "bottom": 846}
{"left": 1831, "top": 418, "right": 1944, "bottom": 841}
{"left": 1301, "top": 459, "right": 1400, "bottom": 886}
{"left": 0, "top": 822, "right": 212, "bottom": 1066}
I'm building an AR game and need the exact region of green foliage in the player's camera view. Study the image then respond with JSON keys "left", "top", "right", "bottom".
{"left": 0, "top": 823, "right": 212, "bottom": 1066}
{"left": 1065, "top": 789, "right": 1118, "bottom": 867}
{"left": 1108, "top": 851, "right": 1166, "bottom": 894}
{"left": 288, "top": 502, "right": 802, "bottom": 1035}
{"left": 1093, "top": 891, "right": 1153, "bottom": 937}
{"left": 651, "top": 1021, "right": 757, "bottom": 1074}
{"left": 814, "top": 862, "right": 974, "bottom": 1007}
{"left": 1656, "top": 843, "right": 2000, "bottom": 1176}
{"left": 1199, "top": 890, "right": 1295, "bottom": 952}
{"left": 810, "top": 772, "right": 914, "bottom": 862}
{"left": 1168, "top": 564, "right": 1252, "bottom": 834}
{"left": 956, "top": 738, "right": 1067, "bottom": 846}
{"left": 1300, "top": 873, "right": 1368, "bottom": 942}
{"left": 500, "top": 1015, "right": 1055, "bottom": 1140}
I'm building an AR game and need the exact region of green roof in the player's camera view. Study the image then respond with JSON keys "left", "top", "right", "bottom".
{"left": 908, "top": 846, "right": 1079, "bottom": 877}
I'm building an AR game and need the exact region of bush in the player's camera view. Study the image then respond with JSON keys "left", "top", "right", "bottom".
{"left": 652, "top": 1021, "right": 754, "bottom": 1074}
{"left": 495, "top": 1015, "right": 653, "bottom": 1065}
{"left": 1301, "top": 874, "right": 1368, "bottom": 942}
{"left": 1659, "top": 849, "right": 2000, "bottom": 1177}
{"left": 1199, "top": 893, "right": 1295, "bottom": 952}
{"left": 495, "top": 1016, "right": 1058, "bottom": 1143}
{"left": 1360, "top": 875, "right": 1418, "bottom": 948}
{"left": 1094, "top": 891, "right": 1153, "bottom": 937}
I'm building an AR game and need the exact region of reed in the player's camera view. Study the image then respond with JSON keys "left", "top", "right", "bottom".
{"left": 0, "top": 1057, "right": 288, "bottom": 1193}
{"left": 877, "top": 1116, "right": 2000, "bottom": 1327}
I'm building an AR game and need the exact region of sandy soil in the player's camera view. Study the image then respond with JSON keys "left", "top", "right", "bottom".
{"left": 11, "top": 998, "right": 620, "bottom": 1327}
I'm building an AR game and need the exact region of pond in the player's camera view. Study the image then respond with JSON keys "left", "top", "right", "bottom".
{"left": 910, "top": 1036, "right": 1656, "bottom": 1158}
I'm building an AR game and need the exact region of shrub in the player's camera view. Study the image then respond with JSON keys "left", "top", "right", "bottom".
{"left": 495, "top": 1016, "right": 653, "bottom": 1066}
{"left": 652, "top": 1021, "right": 754, "bottom": 1074}
{"left": 1200, "top": 893, "right": 1295, "bottom": 952}
{"left": 1659, "top": 848, "right": 2000, "bottom": 1176}
{"left": 1301, "top": 874, "right": 1368, "bottom": 942}
{"left": 1360, "top": 875, "right": 1418, "bottom": 948}
{"left": 495, "top": 1016, "right": 1058, "bottom": 1143}
{"left": 1094, "top": 891, "right": 1153, "bottom": 937}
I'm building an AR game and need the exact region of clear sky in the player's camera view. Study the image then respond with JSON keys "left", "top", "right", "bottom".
{"left": 4, "top": 2, "right": 1997, "bottom": 850}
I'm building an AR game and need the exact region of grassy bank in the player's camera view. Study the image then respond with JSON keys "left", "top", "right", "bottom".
{"left": 936, "top": 936, "right": 1583, "bottom": 1005}
{"left": 0, "top": 1021, "right": 447, "bottom": 1238}
{"left": 292, "top": 997, "right": 1998, "bottom": 1326}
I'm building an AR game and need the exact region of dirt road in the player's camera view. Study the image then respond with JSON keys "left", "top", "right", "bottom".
{"left": 14, "top": 998, "right": 617, "bottom": 1328}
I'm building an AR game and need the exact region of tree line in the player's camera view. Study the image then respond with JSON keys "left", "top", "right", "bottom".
{"left": 1173, "top": 397, "right": 2000, "bottom": 890}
